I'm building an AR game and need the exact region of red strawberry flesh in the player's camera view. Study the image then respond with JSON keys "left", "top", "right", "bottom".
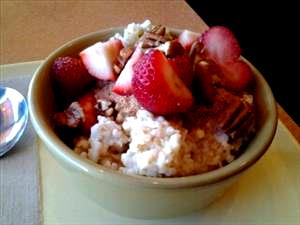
{"left": 220, "top": 60, "right": 254, "bottom": 91}
{"left": 168, "top": 54, "right": 194, "bottom": 86}
{"left": 132, "top": 50, "right": 194, "bottom": 115}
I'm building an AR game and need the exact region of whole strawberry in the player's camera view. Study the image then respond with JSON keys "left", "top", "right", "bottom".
{"left": 52, "top": 56, "right": 94, "bottom": 102}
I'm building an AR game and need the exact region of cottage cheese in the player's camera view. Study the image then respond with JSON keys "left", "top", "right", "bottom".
{"left": 88, "top": 116, "right": 129, "bottom": 163}
{"left": 113, "top": 20, "right": 153, "bottom": 48}
{"left": 121, "top": 109, "right": 183, "bottom": 177}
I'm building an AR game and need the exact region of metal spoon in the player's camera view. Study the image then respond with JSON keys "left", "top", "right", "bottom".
{"left": 0, "top": 87, "right": 28, "bottom": 156}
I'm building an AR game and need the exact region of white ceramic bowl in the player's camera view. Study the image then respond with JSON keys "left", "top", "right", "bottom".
{"left": 28, "top": 27, "right": 278, "bottom": 218}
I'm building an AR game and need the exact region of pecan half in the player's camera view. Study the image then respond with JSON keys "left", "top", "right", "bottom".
{"left": 151, "top": 24, "right": 166, "bottom": 36}
{"left": 216, "top": 90, "right": 255, "bottom": 139}
{"left": 138, "top": 25, "right": 171, "bottom": 49}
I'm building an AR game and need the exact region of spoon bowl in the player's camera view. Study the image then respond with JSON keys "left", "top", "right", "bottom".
{"left": 0, "top": 87, "right": 28, "bottom": 156}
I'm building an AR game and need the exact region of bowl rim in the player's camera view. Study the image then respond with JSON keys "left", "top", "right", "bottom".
{"left": 28, "top": 27, "right": 278, "bottom": 189}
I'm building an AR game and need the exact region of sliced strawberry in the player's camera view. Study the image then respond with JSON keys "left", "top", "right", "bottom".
{"left": 78, "top": 92, "right": 97, "bottom": 134}
{"left": 194, "top": 26, "right": 253, "bottom": 92}
{"left": 201, "top": 26, "right": 241, "bottom": 64}
{"left": 80, "top": 39, "right": 123, "bottom": 81}
{"left": 51, "top": 56, "right": 94, "bottom": 101}
{"left": 112, "top": 47, "right": 144, "bottom": 95}
{"left": 178, "top": 30, "right": 200, "bottom": 52}
{"left": 132, "top": 50, "right": 194, "bottom": 115}
{"left": 220, "top": 60, "right": 253, "bottom": 92}
{"left": 168, "top": 54, "right": 194, "bottom": 86}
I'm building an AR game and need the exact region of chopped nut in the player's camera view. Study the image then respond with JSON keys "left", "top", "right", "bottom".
{"left": 98, "top": 99, "right": 112, "bottom": 111}
{"left": 242, "top": 94, "right": 253, "bottom": 104}
{"left": 121, "top": 47, "right": 134, "bottom": 58}
{"left": 140, "top": 34, "right": 167, "bottom": 48}
{"left": 113, "top": 47, "right": 134, "bottom": 74}
{"left": 151, "top": 25, "right": 166, "bottom": 36}
{"left": 74, "top": 136, "right": 90, "bottom": 154}
{"left": 144, "top": 32, "right": 167, "bottom": 43}
{"left": 114, "top": 102, "right": 122, "bottom": 111}
{"left": 137, "top": 25, "right": 171, "bottom": 49}
{"left": 80, "top": 152, "right": 88, "bottom": 158}
{"left": 116, "top": 112, "right": 125, "bottom": 123}
{"left": 216, "top": 92, "right": 255, "bottom": 139}
{"left": 113, "top": 64, "right": 122, "bottom": 75}
{"left": 104, "top": 108, "right": 114, "bottom": 117}
{"left": 157, "top": 40, "right": 185, "bottom": 58}
{"left": 195, "top": 129, "right": 205, "bottom": 139}
{"left": 189, "top": 41, "right": 205, "bottom": 64}
{"left": 54, "top": 102, "right": 84, "bottom": 128}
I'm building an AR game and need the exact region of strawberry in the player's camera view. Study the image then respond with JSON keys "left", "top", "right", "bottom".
{"left": 219, "top": 60, "right": 253, "bottom": 92}
{"left": 80, "top": 38, "right": 123, "bottom": 81}
{"left": 178, "top": 30, "right": 200, "bottom": 52}
{"left": 51, "top": 56, "right": 94, "bottom": 101}
{"left": 201, "top": 26, "right": 241, "bottom": 64}
{"left": 78, "top": 92, "right": 97, "bottom": 134}
{"left": 132, "top": 50, "right": 194, "bottom": 115}
{"left": 168, "top": 54, "right": 194, "bottom": 86}
{"left": 197, "top": 26, "right": 253, "bottom": 92}
{"left": 112, "top": 47, "right": 144, "bottom": 95}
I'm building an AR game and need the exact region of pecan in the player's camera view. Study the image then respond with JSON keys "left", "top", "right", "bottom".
{"left": 97, "top": 99, "right": 112, "bottom": 111}
{"left": 151, "top": 25, "right": 166, "bottom": 36}
{"left": 162, "top": 40, "right": 185, "bottom": 58}
{"left": 104, "top": 108, "right": 114, "bottom": 117}
{"left": 140, "top": 34, "right": 167, "bottom": 48}
{"left": 216, "top": 90, "right": 255, "bottom": 139}
{"left": 74, "top": 136, "right": 89, "bottom": 154}
{"left": 189, "top": 41, "right": 205, "bottom": 64}
{"left": 193, "top": 60, "right": 222, "bottom": 103}
{"left": 138, "top": 25, "right": 170, "bottom": 49}
{"left": 113, "top": 47, "right": 134, "bottom": 74}
{"left": 54, "top": 102, "right": 84, "bottom": 128}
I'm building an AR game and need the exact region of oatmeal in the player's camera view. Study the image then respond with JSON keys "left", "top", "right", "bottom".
{"left": 52, "top": 20, "right": 256, "bottom": 177}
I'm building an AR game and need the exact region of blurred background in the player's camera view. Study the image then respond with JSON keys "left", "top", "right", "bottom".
{"left": 187, "top": 1, "right": 299, "bottom": 124}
